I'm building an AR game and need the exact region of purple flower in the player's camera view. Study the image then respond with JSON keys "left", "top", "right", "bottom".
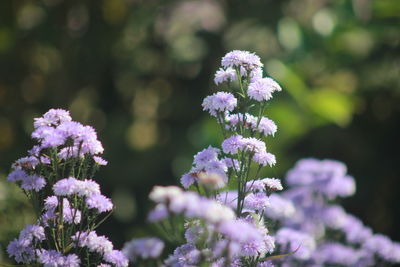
{"left": 86, "top": 193, "right": 113, "bottom": 213}
{"left": 33, "top": 108, "right": 72, "bottom": 128}
{"left": 94, "top": 156, "right": 108, "bottom": 166}
{"left": 258, "top": 117, "right": 277, "bottom": 136}
{"left": 313, "top": 243, "right": 368, "bottom": 266}
{"left": 275, "top": 228, "right": 316, "bottom": 260}
{"left": 218, "top": 220, "right": 262, "bottom": 243}
{"left": 53, "top": 177, "right": 79, "bottom": 196}
{"left": 20, "top": 224, "right": 45, "bottom": 242}
{"left": 193, "top": 146, "right": 220, "bottom": 168}
{"left": 322, "top": 205, "right": 347, "bottom": 229}
{"left": 104, "top": 250, "right": 129, "bottom": 267}
{"left": 11, "top": 156, "right": 39, "bottom": 170}
{"left": 7, "top": 169, "right": 28, "bottom": 182}
{"left": 262, "top": 178, "right": 283, "bottom": 191}
{"left": 221, "top": 135, "right": 244, "bottom": 154}
{"left": 363, "top": 234, "right": 397, "bottom": 261}
{"left": 180, "top": 173, "right": 196, "bottom": 189}
{"left": 63, "top": 254, "right": 81, "bottom": 267}
{"left": 37, "top": 249, "right": 65, "bottom": 267}
{"left": 7, "top": 238, "right": 35, "bottom": 264}
{"left": 72, "top": 231, "right": 114, "bottom": 254}
{"left": 123, "top": 237, "right": 164, "bottom": 261}
{"left": 244, "top": 192, "right": 270, "bottom": 212}
{"left": 247, "top": 77, "right": 281, "bottom": 102}
{"left": 44, "top": 196, "right": 58, "bottom": 210}
{"left": 164, "top": 244, "right": 201, "bottom": 266}
{"left": 202, "top": 92, "right": 237, "bottom": 116}
{"left": 253, "top": 152, "right": 276, "bottom": 167}
{"left": 147, "top": 204, "right": 168, "bottom": 222}
{"left": 221, "top": 50, "right": 263, "bottom": 70}
{"left": 21, "top": 174, "right": 46, "bottom": 191}
{"left": 76, "top": 179, "right": 101, "bottom": 197}
{"left": 265, "top": 193, "right": 295, "bottom": 219}
{"left": 214, "top": 67, "right": 236, "bottom": 85}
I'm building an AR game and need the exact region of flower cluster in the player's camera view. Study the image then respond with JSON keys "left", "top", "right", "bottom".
{"left": 269, "top": 158, "right": 400, "bottom": 266}
{"left": 122, "top": 50, "right": 400, "bottom": 267}
{"left": 123, "top": 50, "right": 283, "bottom": 267}
{"left": 6, "top": 109, "right": 127, "bottom": 267}
{"left": 7, "top": 51, "right": 400, "bottom": 267}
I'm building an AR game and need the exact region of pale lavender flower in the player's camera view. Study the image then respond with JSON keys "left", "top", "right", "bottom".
{"left": 76, "top": 179, "right": 101, "bottom": 197}
{"left": 363, "top": 234, "right": 397, "bottom": 261}
{"left": 7, "top": 238, "right": 35, "bottom": 264}
{"left": 53, "top": 177, "right": 79, "bottom": 196}
{"left": 322, "top": 205, "right": 347, "bottom": 229}
{"left": 164, "top": 244, "right": 201, "bottom": 266}
{"left": 147, "top": 204, "right": 169, "bottom": 222}
{"left": 265, "top": 194, "right": 295, "bottom": 220}
{"left": 250, "top": 67, "right": 263, "bottom": 82}
{"left": 253, "top": 152, "right": 276, "bottom": 167}
{"left": 33, "top": 108, "right": 72, "bottom": 128}
{"left": 242, "top": 137, "right": 266, "bottom": 153}
{"left": 104, "top": 250, "right": 129, "bottom": 267}
{"left": 12, "top": 156, "right": 39, "bottom": 170}
{"left": 262, "top": 178, "right": 283, "bottom": 191}
{"left": 184, "top": 222, "right": 204, "bottom": 243}
{"left": 197, "top": 171, "right": 227, "bottom": 189}
{"left": 246, "top": 180, "right": 266, "bottom": 192}
{"left": 7, "top": 169, "right": 28, "bottom": 182}
{"left": 313, "top": 243, "right": 367, "bottom": 266}
{"left": 44, "top": 196, "right": 58, "bottom": 210}
{"left": 37, "top": 249, "right": 65, "bottom": 267}
{"left": 258, "top": 117, "right": 278, "bottom": 136}
{"left": 64, "top": 254, "right": 81, "bottom": 267}
{"left": 94, "top": 156, "right": 108, "bottom": 165}
{"left": 181, "top": 173, "right": 196, "bottom": 189}
{"left": 149, "top": 185, "right": 183, "bottom": 203}
{"left": 123, "top": 237, "right": 164, "bottom": 261}
{"left": 20, "top": 224, "right": 45, "bottom": 242}
{"left": 214, "top": 67, "right": 236, "bottom": 85}
{"left": 341, "top": 214, "right": 372, "bottom": 244}
{"left": 242, "top": 239, "right": 267, "bottom": 257}
{"left": 218, "top": 220, "right": 261, "bottom": 243}
{"left": 275, "top": 228, "right": 316, "bottom": 260}
{"left": 21, "top": 174, "right": 46, "bottom": 191}
{"left": 221, "top": 50, "right": 263, "bottom": 70}
{"left": 193, "top": 146, "right": 220, "bottom": 168}
{"left": 202, "top": 92, "right": 237, "bottom": 116}
{"left": 72, "top": 231, "right": 113, "bottom": 254}
{"left": 86, "top": 193, "right": 113, "bottom": 213}
{"left": 247, "top": 77, "right": 281, "bottom": 102}
{"left": 199, "top": 200, "right": 235, "bottom": 223}
{"left": 244, "top": 192, "right": 270, "bottom": 211}
{"left": 221, "top": 135, "right": 244, "bottom": 154}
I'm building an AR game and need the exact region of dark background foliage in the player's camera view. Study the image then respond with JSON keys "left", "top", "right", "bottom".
{"left": 0, "top": 0, "right": 399, "bottom": 262}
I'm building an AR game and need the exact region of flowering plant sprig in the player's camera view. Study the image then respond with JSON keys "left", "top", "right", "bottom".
{"left": 123, "top": 50, "right": 283, "bottom": 267}
{"left": 122, "top": 51, "right": 400, "bottom": 267}
{"left": 6, "top": 109, "right": 128, "bottom": 267}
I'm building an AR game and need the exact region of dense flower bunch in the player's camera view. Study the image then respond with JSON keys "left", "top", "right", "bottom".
{"left": 270, "top": 158, "right": 400, "bottom": 266}
{"left": 122, "top": 50, "right": 400, "bottom": 267}
{"left": 6, "top": 109, "right": 128, "bottom": 267}
{"left": 123, "top": 50, "right": 282, "bottom": 266}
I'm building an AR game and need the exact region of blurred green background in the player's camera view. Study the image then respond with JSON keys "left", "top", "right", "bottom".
{"left": 0, "top": 0, "right": 399, "bottom": 262}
